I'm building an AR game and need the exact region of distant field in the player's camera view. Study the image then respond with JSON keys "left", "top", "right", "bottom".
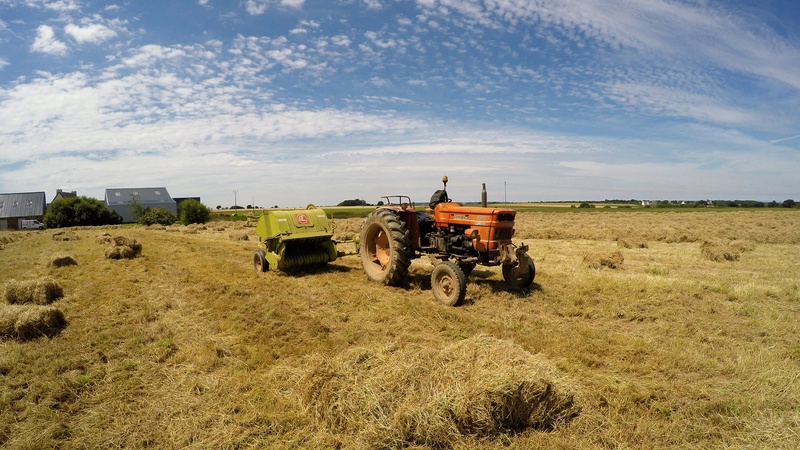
{"left": 1, "top": 210, "right": 799, "bottom": 449}
{"left": 214, "top": 203, "right": 784, "bottom": 221}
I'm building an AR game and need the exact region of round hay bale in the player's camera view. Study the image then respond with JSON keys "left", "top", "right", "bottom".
{"left": 49, "top": 255, "right": 78, "bottom": 268}
{"left": 583, "top": 251, "right": 624, "bottom": 269}
{"left": 4, "top": 278, "right": 64, "bottom": 305}
{"left": 0, "top": 305, "right": 67, "bottom": 340}
{"left": 299, "top": 335, "right": 582, "bottom": 448}
{"left": 95, "top": 233, "right": 113, "bottom": 244}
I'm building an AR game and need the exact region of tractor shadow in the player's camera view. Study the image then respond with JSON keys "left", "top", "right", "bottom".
{"left": 406, "top": 267, "right": 540, "bottom": 306}
{"left": 273, "top": 263, "right": 354, "bottom": 277}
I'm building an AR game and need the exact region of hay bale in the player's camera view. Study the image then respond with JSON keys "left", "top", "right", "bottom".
{"left": 701, "top": 240, "right": 740, "bottom": 262}
{"left": 52, "top": 231, "right": 80, "bottom": 241}
{"left": 49, "top": 255, "right": 78, "bottom": 268}
{"left": 299, "top": 335, "right": 581, "bottom": 448}
{"left": 95, "top": 233, "right": 113, "bottom": 244}
{"left": 583, "top": 251, "right": 624, "bottom": 269}
{"left": 104, "top": 245, "right": 136, "bottom": 260}
{"left": 0, "top": 306, "right": 17, "bottom": 337}
{"left": 4, "top": 278, "right": 64, "bottom": 305}
{"left": 112, "top": 236, "right": 142, "bottom": 255}
{"left": 104, "top": 236, "right": 142, "bottom": 259}
{"left": 0, "top": 304, "right": 67, "bottom": 341}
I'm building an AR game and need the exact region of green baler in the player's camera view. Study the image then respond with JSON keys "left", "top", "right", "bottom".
{"left": 252, "top": 206, "right": 338, "bottom": 272}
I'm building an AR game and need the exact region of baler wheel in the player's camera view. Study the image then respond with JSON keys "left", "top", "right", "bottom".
{"left": 360, "top": 209, "right": 411, "bottom": 286}
{"left": 431, "top": 261, "right": 467, "bottom": 306}
{"left": 254, "top": 250, "right": 269, "bottom": 272}
{"left": 502, "top": 254, "right": 535, "bottom": 289}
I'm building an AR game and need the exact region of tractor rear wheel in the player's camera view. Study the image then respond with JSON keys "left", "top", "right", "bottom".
{"left": 502, "top": 254, "right": 535, "bottom": 289}
{"left": 431, "top": 261, "right": 467, "bottom": 306}
{"left": 360, "top": 209, "right": 412, "bottom": 286}
{"left": 254, "top": 250, "right": 268, "bottom": 272}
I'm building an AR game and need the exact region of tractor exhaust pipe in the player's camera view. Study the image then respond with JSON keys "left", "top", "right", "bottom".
{"left": 481, "top": 183, "right": 487, "bottom": 207}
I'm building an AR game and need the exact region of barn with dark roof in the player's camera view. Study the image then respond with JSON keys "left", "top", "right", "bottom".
{"left": 0, "top": 192, "right": 47, "bottom": 230}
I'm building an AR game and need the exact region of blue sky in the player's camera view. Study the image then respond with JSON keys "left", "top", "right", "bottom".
{"left": 1, "top": 0, "right": 798, "bottom": 208}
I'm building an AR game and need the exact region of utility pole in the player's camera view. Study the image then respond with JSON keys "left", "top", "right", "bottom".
{"left": 233, "top": 190, "right": 238, "bottom": 208}
{"left": 504, "top": 181, "right": 507, "bottom": 204}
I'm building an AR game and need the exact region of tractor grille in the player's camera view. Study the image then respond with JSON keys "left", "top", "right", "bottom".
{"left": 494, "top": 227, "right": 514, "bottom": 241}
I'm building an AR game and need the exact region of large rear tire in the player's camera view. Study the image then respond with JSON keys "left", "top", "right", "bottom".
{"left": 360, "top": 209, "right": 412, "bottom": 286}
{"left": 431, "top": 261, "right": 467, "bottom": 306}
{"left": 502, "top": 254, "right": 535, "bottom": 289}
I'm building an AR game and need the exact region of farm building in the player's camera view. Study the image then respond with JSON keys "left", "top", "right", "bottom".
{"left": 52, "top": 189, "right": 77, "bottom": 202}
{"left": 104, "top": 187, "right": 177, "bottom": 223}
{"left": 0, "top": 192, "right": 47, "bottom": 230}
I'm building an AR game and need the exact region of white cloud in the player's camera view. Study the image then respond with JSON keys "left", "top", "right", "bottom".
{"left": 244, "top": 0, "right": 269, "bottom": 15}
{"left": 31, "top": 25, "right": 69, "bottom": 55}
{"left": 2, "top": 0, "right": 799, "bottom": 206}
{"left": 65, "top": 22, "right": 118, "bottom": 44}
{"left": 331, "top": 35, "right": 351, "bottom": 47}
{"left": 43, "top": 0, "right": 80, "bottom": 13}
{"left": 604, "top": 81, "right": 756, "bottom": 127}
{"left": 245, "top": 0, "right": 304, "bottom": 15}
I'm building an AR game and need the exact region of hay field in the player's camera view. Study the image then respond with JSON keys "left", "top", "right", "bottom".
{"left": 1, "top": 210, "right": 799, "bottom": 449}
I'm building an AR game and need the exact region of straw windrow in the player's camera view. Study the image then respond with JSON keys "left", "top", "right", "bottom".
{"left": 299, "top": 335, "right": 581, "bottom": 448}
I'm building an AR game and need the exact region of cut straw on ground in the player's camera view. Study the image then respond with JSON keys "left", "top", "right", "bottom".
{"left": 298, "top": 335, "right": 582, "bottom": 448}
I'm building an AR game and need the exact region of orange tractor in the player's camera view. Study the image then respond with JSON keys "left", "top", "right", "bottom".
{"left": 359, "top": 176, "right": 535, "bottom": 305}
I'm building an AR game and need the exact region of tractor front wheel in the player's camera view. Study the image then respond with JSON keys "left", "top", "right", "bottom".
{"left": 360, "top": 209, "right": 412, "bottom": 286}
{"left": 254, "top": 250, "right": 268, "bottom": 272}
{"left": 431, "top": 261, "right": 467, "bottom": 306}
{"left": 502, "top": 254, "right": 535, "bottom": 289}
